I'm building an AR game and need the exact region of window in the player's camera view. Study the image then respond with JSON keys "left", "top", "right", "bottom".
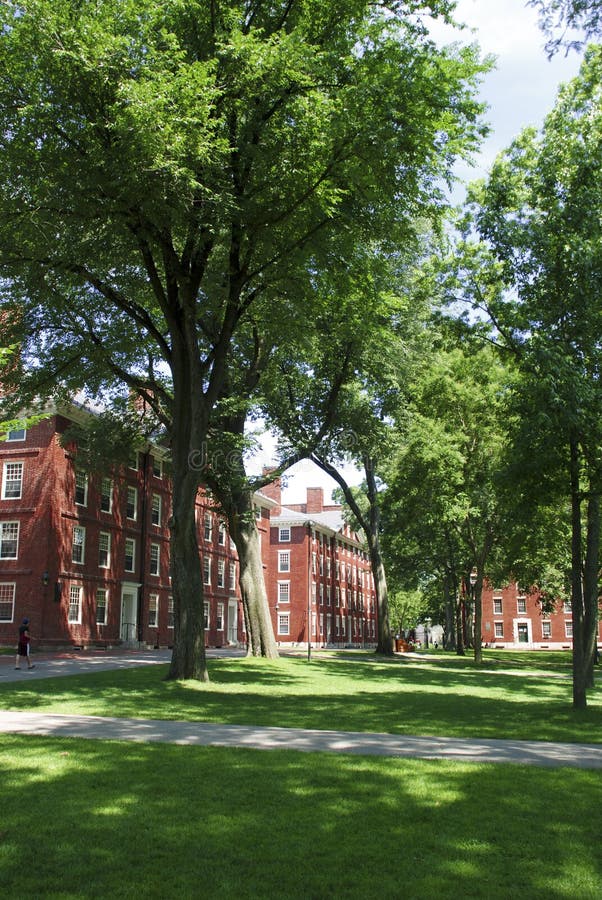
{"left": 152, "top": 456, "right": 162, "bottom": 478}
{"left": 493, "top": 598, "right": 503, "bottom": 615}
{"left": 2, "top": 461, "right": 23, "bottom": 499}
{"left": 565, "top": 621, "right": 573, "bottom": 638}
{"left": 75, "top": 470, "right": 88, "bottom": 506}
{"left": 312, "top": 552, "right": 316, "bottom": 574}
{"left": 0, "top": 521, "right": 19, "bottom": 559}
{"left": 278, "top": 551, "right": 290, "bottom": 573}
{"left": 216, "top": 602, "right": 224, "bottom": 631}
{"left": 278, "top": 613, "right": 289, "bottom": 635}
{"left": 6, "top": 427, "right": 25, "bottom": 441}
{"left": 100, "top": 477, "right": 112, "bottom": 513}
{"left": 517, "top": 596, "right": 526, "bottom": 614}
{"left": 203, "top": 601, "right": 209, "bottom": 628}
{"left": 96, "top": 588, "right": 108, "bottom": 625}
{"left": 126, "top": 486, "right": 138, "bottom": 520}
{"left": 128, "top": 451, "right": 138, "bottom": 470}
{"left": 167, "top": 596, "right": 174, "bottom": 629}
{"left": 494, "top": 622, "right": 504, "bottom": 638}
{"left": 149, "top": 594, "right": 159, "bottom": 628}
{"left": 124, "top": 538, "right": 135, "bottom": 572}
{"left": 563, "top": 600, "right": 572, "bottom": 614}
{"left": 278, "top": 582, "right": 290, "bottom": 604}
{"left": 151, "top": 494, "right": 161, "bottom": 527}
{"left": 203, "top": 556, "right": 211, "bottom": 585}
{"left": 217, "top": 559, "right": 225, "bottom": 588}
{"left": 218, "top": 521, "right": 226, "bottom": 545}
{"left": 319, "top": 555, "right": 324, "bottom": 575}
{"left": 72, "top": 526, "right": 86, "bottom": 564}
{"left": 542, "top": 621, "right": 551, "bottom": 639}
{"left": 98, "top": 532, "right": 110, "bottom": 568}
{"left": 0, "top": 583, "right": 15, "bottom": 622}
{"left": 68, "top": 585, "right": 82, "bottom": 623}
{"left": 150, "top": 543, "right": 160, "bottom": 576}
{"left": 229, "top": 563, "right": 236, "bottom": 591}
{"left": 279, "top": 527, "right": 290, "bottom": 542}
{"left": 203, "top": 513, "right": 212, "bottom": 542}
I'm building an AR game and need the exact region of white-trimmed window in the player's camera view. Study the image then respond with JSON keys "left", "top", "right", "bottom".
{"left": 6, "top": 427, "right": 25, "bottom": 441}
{"left": 565, "top": 621, "right": 573, "bottom": 638}
{"left": 203, "top": 601, "right": 209, "bottom": 628}
{"left": 150, "top": 543, "right": 160, "bottom": 576}
{"left": 100, "top": 477, "right": 113, "bottom": 513}
{"left": 493, "top": 597, "right": 502, "bottom": 614}
{"left": 542, "top": 620, "right": 552, "bottom": 639}
{"left": 279, "top": 527, "right": 291, "bottom": 542}
{"left": 217, "top": 559, "right": 225, "bottom": 588}
{"left": 335, "top": 615, "right": 340, "bottom": 636}
{"left": 2, "top": 461, "right": 23, "bottom": 499}
{"left": 149, "top": 593, "right": 159, "bottom": 628}
{"left": 128, "top": 450, "right": 138, "bottom": 470}
{"left": 517, "top": 596, "right": 526, "bottom": 614}
{"left": 563, "top": 600, "right": 572, "bottom": 613}
{"left": 151, "top": 494, "right": 162, "bottom": 527}
{"left": 494, "top": 622, "right": 504, "bottom": 638}
{"left": 203, "top": 513, "right": 213, "bottom": 542}
{"left": 68, "top": 585, "right": 82, "bottom": 623}
{"left": 124, "top": 538, "right": 135, "bottom": 572}
{"left": 0, "top": 521, "right": 19, "bottom": 559}
{"left": 218, "top": 521, "right": 226, "bottom": 545}
{"left": 312, "top": 552, "right": 317, "bottom": 574}
{"left": 72, "top": 526, "right": 86, "bottom": 564}
{"left": 98, "top": 531, "right": 111, "bottom": 568}
{"left": 216, "top": 602, "right": 224, "bottom": 631}
{"left": 278, "top": 581, "right": 290, "bottom": 604}
{"left": 126, "top": 486, "right": 138, "bottom": 520}
{"left": 152, "top": 455, "right": 162, "bottom": 478}
{"left": 278, "top": 613, "right": 289, "bottom": 635}
{"left": 75, "top": 470, "right": 88, "bottom": 506}
{"left": 167, "top": 596, "right": 174, "bottom": 629}
{"left": 319, "top": 555, "right": 324, "bottom": 576}
{"left": 278, "top": 551, "right": 290, "bottom": 573}
{"left": 229, "top": 563, "right": 236, "bottom": 591}
{"left": 203, "top": 556, "right": 211, "bottom": 585}
{"left": 96, "top": 588, "right": 108, "bottom": 625}
{"left": 0, "top": 582, "right": 15, "bottom": 622}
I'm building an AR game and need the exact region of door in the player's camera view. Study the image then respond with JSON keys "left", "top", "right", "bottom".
{"left": 517, "top": 623, "right": 529, "bottom": 644}
{"left": 228, "top": 600, "right": 238, "bottom": 645}
{"left": 120, "top": 587, "right": 138, "bottom": 644}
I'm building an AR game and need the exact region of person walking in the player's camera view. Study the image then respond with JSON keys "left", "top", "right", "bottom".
{"left": 15, "top": 618, "right": 35, "bottom": 670}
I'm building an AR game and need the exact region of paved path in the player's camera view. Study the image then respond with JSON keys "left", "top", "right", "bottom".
{"left": 1, "top": 648, "right": 601, "bottom": 769}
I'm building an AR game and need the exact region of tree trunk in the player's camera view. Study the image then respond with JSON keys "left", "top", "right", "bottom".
{"left": 364, "top": 458, "right": 393, "bottom": 655}
{"left": 455, "top": 590, "right": 466, "bottom": 656}
{"left": 444, "top": 574, "right": 456, "bottom": 650}
{"left": 569, "top": 435, "right": 587, "bottom": 709}
{"left": 227, "top": 490, "right": 279, "bottom": 658}
{"left": 167, "top": 471, "right": 209, "bottom": 681}
{"left": 583, "top": 487, "right": 600, "bottom": 690}
{"left": 473, "top": 573, "right": 483, "bottom": 665}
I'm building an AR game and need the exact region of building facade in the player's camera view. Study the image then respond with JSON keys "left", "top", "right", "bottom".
{"left": 0, "top": 410, "right": 376, "bottom": 650}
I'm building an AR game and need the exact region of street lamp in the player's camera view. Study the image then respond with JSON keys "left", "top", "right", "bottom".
{"left": 424, "top": 616, "right": 431, "bottom": 650}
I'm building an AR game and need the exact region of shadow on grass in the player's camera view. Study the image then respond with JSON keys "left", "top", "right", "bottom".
{"left": 0, "top": 735, "right": 600, "bottom": 899}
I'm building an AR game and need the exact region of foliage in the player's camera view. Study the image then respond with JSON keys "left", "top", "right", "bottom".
{"left": 528, "top": 0, "right": 602, "bottom": 54}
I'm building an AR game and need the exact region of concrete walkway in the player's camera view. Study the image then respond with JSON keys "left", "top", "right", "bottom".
{"left": 1, "top": 648, "right": 601, "bottom": 769}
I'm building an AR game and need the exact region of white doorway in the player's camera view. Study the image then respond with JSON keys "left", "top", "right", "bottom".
{"left": 120, "top": 585, "right": 139, "bottom": 645}
{"left": 228, "top": 600, "right": 238, "bottom": 645}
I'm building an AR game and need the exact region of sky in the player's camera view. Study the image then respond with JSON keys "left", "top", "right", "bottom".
{"left": 255, "top": 0, "right": 586, "bottom": 506}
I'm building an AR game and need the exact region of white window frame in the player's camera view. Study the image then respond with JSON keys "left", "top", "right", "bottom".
{"left": 279, "top": 527, "right": 291, "bottom": 542}
{"left": 278, "top": 613, "right": 289, "bottom": 635}
{"left": 217, "top": 558, "right": 225, "bottom": 588}
{"left": 565, "top": 620, "right": 573, "bottom": 638}
{"left": 203, "top": 600, "right": 210, "bottom": 629}
{"left": 216, "top": 602, "right": 224, "bottom": 631}
{"left": 72, "top": 525, "right": 86, "bottom": 565}
{"left": 6, "top": 427, "right": 25, "bottom": 441}
{"left": 218, "top": 521, "right": 227, "bottom": 545}
{"left": 100, "top": 477, "right": 113, "bottom": 513}
{"left": 0, "top": 521, "right": 19, "bottom": 559}
{"left": 204, "top": 513, "right": 213, "bottom": 542}
{"left": 278, "top": 551, "right": 290, "bottom": 573}
{"left": 151, "top": 494, "right": 162, "bottom": 527}
{"left": 167, "top": 596, "right": 174, "bottom": 629}
{"left": 494, "top": 622, "right": 504, "bottom": 638}
{"left": 68, "top": 585, "right": 82, "bottom": 623}
{"left": 278, "top": 581, "right": 290, "bottom": 604}
{"left": 98, "top": 531, "right": 111, "bottom": 569}
{"left": 493, "top": 598, "right": 503, "bottom": 614}
{"left": 0, "top": 582, "right": 16, "bottom": 622}
{"left": 96, "top": 588, "right": 108, "bottom": 626}
{"left": 128, "top": 451, "right": 139, "bottom": 471}
{"left": 75, "top": 470, "right": 88, "bottom": 506}
{"left": 2, "top": 461, "right": 23, "bottom": 500}
{"left": 124, "top": 537, "right": 136, "bottom": 573}
{"left": 203, "top": 556, "right": 211, "bottom": 585}
{"left": 517, "top": 597, "right": 527, "bottom": 614}
{"left": 152, "top": 456, "right": 163, "bottom": 478}
{"left": 229, "top": 563, "right": 236, "bottom": 591}
{"left": 542, "top": 620, "right": 552, "bottom": 639}
{"left": 126, "top": 486, "right": 138, "bottom": 521}
{"left": 149, "top": 593, "right": 159, "bottom": 628}
{"left": 150, "top": 543, "right": 160, "bottom": 576}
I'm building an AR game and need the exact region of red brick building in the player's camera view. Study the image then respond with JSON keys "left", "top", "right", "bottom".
{"left": 0, "top": 408, "right": 376, "bottom": 650}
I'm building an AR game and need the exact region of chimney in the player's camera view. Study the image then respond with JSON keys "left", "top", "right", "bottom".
{"left": 306, "top": 487, "right": 324, "bottom": 514}
{"left": 261, "top": 467, "right": 282, "bottom": 513}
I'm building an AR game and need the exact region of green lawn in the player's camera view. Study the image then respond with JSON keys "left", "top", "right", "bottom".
{"left": 1, "top": 649, "right": 600, "bottom": 743}
{"left": 1, "top": 650, "right": 601, "bottom": 898}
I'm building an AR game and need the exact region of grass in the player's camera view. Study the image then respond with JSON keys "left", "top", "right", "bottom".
{"left": 1, "top": 649, "right": 601, "bottom": 898}
{"left": 1, "top": 649, "right": 600, "bottom": 743}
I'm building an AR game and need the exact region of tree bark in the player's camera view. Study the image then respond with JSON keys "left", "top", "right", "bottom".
{"left": 569, "top": 434, "right": 587, "bottom": 708}
{"left": 583, "top": 487, "right": 600, "bottom": 690}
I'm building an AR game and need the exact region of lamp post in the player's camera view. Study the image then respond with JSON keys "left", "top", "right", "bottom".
{"left": 424, "top": 616, "right": 431, "bottom": 650}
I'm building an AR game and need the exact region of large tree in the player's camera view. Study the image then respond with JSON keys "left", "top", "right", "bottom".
{"left": 464, "top": 46, "right": 602, "bottom": 706}
{"left": 0, "top": 0, "right": 486, "bottom": 679}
